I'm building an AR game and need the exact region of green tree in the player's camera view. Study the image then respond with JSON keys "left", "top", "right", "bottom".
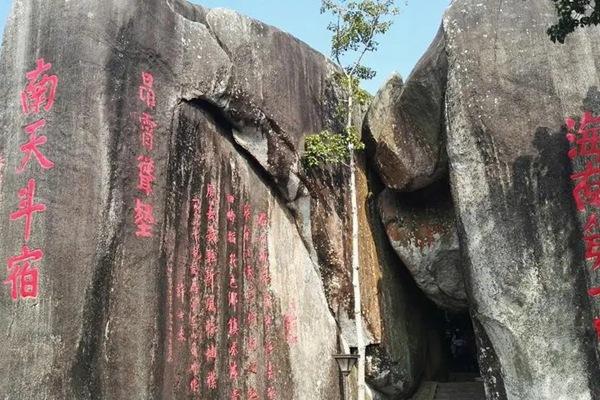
{"left": 303, "top": 1, "right": 400, "bottom": 399}
{"left": 548, "top": 0, "right": 600, "bottom": 43}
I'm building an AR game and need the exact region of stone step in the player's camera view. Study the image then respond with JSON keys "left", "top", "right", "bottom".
{"left": 434, "top": 382, "right": 485, "bottom": 400}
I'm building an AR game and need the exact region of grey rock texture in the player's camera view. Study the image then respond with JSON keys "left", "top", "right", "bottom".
{"left": 359, "top": 162, "right": 447, "bottom": 398}
{"left": 444, "top": 0, "right": 600, "bottom": 399}
{"left": 378, "top": 183, "right": 467, "bottom": 311}
{"left": 364, "top": 27, "right": 448, "bottom": 192}
{"left": 0, "top": 0, "right": 441, "bottom": 399}
{"left": 0, "top": 0, "right": 343, "bottom": 397}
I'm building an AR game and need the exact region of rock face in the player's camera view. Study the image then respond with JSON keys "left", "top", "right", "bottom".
{"left": 0, "top": 0, "right": 442, "bottom": 399}
{"left": 364, "top": 27, "right": 448, "bottom": 192}
{"left": 443, "top": 0, "right": 600, "bottom": 399}
{"left": 378, "top": 183, "right": 467, "bottom": 311}
{"left": 0, "top": 0, "right": 343, "bottom": 397}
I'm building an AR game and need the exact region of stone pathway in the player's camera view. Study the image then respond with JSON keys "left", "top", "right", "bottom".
{"left": 433, "top": 382, "right": 485, "bottom": 400}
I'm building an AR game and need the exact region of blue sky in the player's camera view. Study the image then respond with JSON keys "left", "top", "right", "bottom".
{"left": 0, "top": 0, "right": 449, "bottom": 93}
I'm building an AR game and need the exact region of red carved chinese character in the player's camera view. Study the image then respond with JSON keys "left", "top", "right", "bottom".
{"left": 227, "top": 231, "right": 236, "bottom": 244}
{"left": 586, "top": 214, "right": 599, "bottom": 233}
{"left": 192, "top": 197, "right": 201, "bottom": 210}
{"left": 229, "top": 253, "right": 237, "bottom": 267}
{"left": 206, "top": 183, "right": 216, "bottom": 199}
{"left": 140, "top": 112, "right": 156, "bottom": 150}
{"left": 243, "top": 203, "right": 251, "bottom": 221}
{"left": 572, "top": 162, "right": 600, "bottom": 211}
{"left": 584, "top": 233, "right": 600, "bottom": 270}
{"left": 247, "top": 361, "right": 258, "bottom": 374}
{"left": 17, "top": 119, "right": 54, "bottom": 173}
{"left": 267, "top": 361, "right": 275, "bottom": 380}
{"left": 137, "top": 156, "right": 155, "bottom": 196}
{"left": 139, "top": 71, "right": 156, "bottom": 109}
{"left": 263, "top": 293, "right": 272, "bottom": 310}
{"left": 284, "top": 313, "right": 299, "bottom": 345}
{"left": 244, "top": 264, "right": 254, "bottom": 281}
{"left": 10, "top": 178, "right": 46, "bottom": 242}
{"left": 204, "top": 268, "right": 216, "bottom": 291}
{"left": 205, "top": 295, "right": 217, "bottom": 313}
{"left": 191, "top": 244, "right": 200, "bottom": 262}
{"left": 229, "top": 274, "right": 238, "bottom": 289}
{"left": 205, "top": 317, "right": 218, "bottom": 338}
{"left": 206, "top": 370, "right": 218, "bottom": 390}
{"left": 227, "top": 209, "right": 236, "bottom": 224}
{"left": 259, "top": 249, "right": 269, "bottom": 263}
{"left": 229, "top": 341, "right": 239, "bottom": 358}
{"left": 229, "top": 362, "right": 239, "bottom": 380}
{"left": 205, "top": 343, "right": 217, "bottom": 362}
{"left": 206, "top": 225, "right": 218, "bottom": 245}
{"left": 226, "top": 194, "right": 235, "bottom": 204}
{"left": 589, "top": 287, "right": 600, "bottom": 297}
{"left": 230, "top": 388, "right": 241, "bottom": 400}
{"left": 267, "top": 386, "right": 277, "bottom": 400}
{"left": 190, "top": 263, "right": 199, "bottom": 278}
{"left": 4, "top": 245, "right": 42, "bottom": 301}
{"left": 205, "top": 249, "right": 217, "bottom": 265}
{"left": 247, "top": 336, "right": 258, "bottom": 352}
{"left": 245, "top": 286, "right": 256, "bottom": 302}
{"left": 21, "top": 58, "right": 58, "bottom": 115}
{"left": 190, "top": 342, "right": 199, "bottom": 358}
{"left": 206, "top": 204, "right": 217, "bottom": 222}
{"left": 265, "top": 340, "right": 274, "bottom": 355}
{"left": 257, "top": 212, "right": 268, "bottom": 227}
{"left": 566, "top": 112, "right": 600, "bottom": 159}
{"left": 190, "top": 377, "right": 200, "bottom": 393}
{"left": 177, "top": 326, "right": 185, "bottom": 342}
{"left": 247, "top": 388, "right": 259, "bottom": 400}
{"left": 247, "top": 311, "right": 258, "bottom": 327}
{"left": 176, "top": 282, "right": 185, "bottom": 302}
{"left": 594, "top": 318, "right": 600, "bottom": 337}
{"left": 190, "top": 360, "right": 201, "bottom": 375}
{"left": 228, "top": 291, "right": 238, "bottom": 310}
{"left": 191, "top": 296, "right": 200, "bottom": 313}
{"left": 177, "top": 310, "right": 184, "bottom": 320}
{"left": 243, "top": 226, "right": 251, "bottom": 242}
{"left": 259, "top": 233, "right": 268, "bottom": 246}
{"left": 264, "top": 314, "right": 273, "bottom": 329}
{"left": 228, "top": 317, "right": 239, "bottom": 337}
{"left": 134, "top": 198, "right": 155, "bottom": 237}
{"left": 260, "top": 267, "right": 271, "bottom": 286}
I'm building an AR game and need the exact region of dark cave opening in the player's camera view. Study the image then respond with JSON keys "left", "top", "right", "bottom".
{"left": 440, "top": 311, "right": 480, "bottom": 380}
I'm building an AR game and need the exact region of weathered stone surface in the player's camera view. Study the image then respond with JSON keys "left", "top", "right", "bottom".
{"left": 0, "top": 0, "right": 343, "bottom": 398}
{"left": 359, "top": 159, "right": 447, "bottom": 399}
{"left": 364, "top": 27, "right": 448, "bottom": 192}
{"left": 378, "top": 183, "right": 467, "bottom": 311}
{"left": 0, "top": 0, "right": 444, "bottom": 399}
{"left": 444, "top": 0, "right": 600, "bottom": 399}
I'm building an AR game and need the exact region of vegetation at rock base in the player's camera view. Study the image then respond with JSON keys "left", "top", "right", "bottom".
{"left": 548, "top": 0, "right": 600, "bottom": 43}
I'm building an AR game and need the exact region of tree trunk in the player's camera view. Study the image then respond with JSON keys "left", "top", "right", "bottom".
{"left": 346, "top": 89, "right": 365, "bottom": 400}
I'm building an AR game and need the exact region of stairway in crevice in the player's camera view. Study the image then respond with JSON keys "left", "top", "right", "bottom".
{"left": 433, "top": 382, "right": 485, "bottom": 400}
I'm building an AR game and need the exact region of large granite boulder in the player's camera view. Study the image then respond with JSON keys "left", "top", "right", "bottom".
{"left": 0, "top": 0, "right": 442, "bottom": 399}
{"left": 364, "top": 27, "right": 448, "bottom": 192}
{"left": 444, "top": 0, "right": 600, "bottom": 398}
{"left": 378, "top": 183, "right": 467, "bottom": 311}
{"left": 0, "top": 0, "right": 342, "bottom": 397}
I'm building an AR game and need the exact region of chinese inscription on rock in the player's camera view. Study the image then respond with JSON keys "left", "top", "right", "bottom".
{"left": 4, "top": 58, "right": 58, "bottom": 301}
